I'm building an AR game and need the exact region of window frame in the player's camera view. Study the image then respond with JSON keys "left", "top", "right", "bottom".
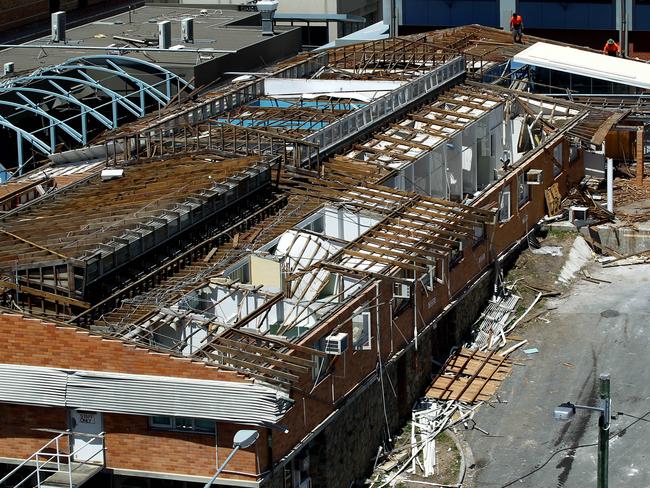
{"left": 518, "top": 171, "right": 530, "bottom": 207}
{"left": 499, "top": 184, "right": 512, "bottom": 223}
{"left": 351, "top": 306, "right": 372, "bottom": 351}
{"left": 149, "top": 416, "right": 216, "bottom": 434}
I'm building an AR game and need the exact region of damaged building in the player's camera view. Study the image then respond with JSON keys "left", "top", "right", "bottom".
{"left": 0, "top": 20, "right": 639, "bottom": 488}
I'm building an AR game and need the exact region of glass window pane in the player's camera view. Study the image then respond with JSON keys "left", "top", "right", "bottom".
{"left": 194, "top": 419, "right": 215, "bottom": 433}
{"left": 151, "top": 416, "right": 172, "bottom": 427}
{"left": 174, "top": 417, "right": 194, "bottom": 430}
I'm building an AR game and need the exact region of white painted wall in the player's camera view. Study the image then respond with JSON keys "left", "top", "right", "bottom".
{"left": 446, "top": 136, "right": 463, "bottom": 200}
{"left": 462, "top": 124, "right": 477, "bottom": 195}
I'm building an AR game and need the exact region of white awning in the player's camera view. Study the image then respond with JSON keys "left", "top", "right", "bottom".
{"left": 512, "top": 42, "right": 650, "bottom": 90}
{"left": 0, "top": 363, "right": 289, "bottom": 426}
{"left": 0, "top": 363, "right": 68, "bottom": 406}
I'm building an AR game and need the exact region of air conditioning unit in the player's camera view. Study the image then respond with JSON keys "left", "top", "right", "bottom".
{"left": 526, "top": 169, "right": 543, "bottom": 185}
{"left": 393, "top": 282, "right": 411, "bottom": 299}
{"left": 51, "top": 11, "right": 66, "bottom": 43}
{"left": 324, "top": 333, "right": 348, "bottom": 355}
{"left": 158, "top": 20, "right": 171, "bottom": 49}
{"left": 101, "top": 169, "right": 124, "bottom": 181}
{"left": 181, "top": 18, "right": 194, "bottom": 43}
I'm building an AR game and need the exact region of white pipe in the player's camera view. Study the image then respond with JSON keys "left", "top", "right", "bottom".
{"left": 606, "top": 157, "right": 614, "bottom": 212}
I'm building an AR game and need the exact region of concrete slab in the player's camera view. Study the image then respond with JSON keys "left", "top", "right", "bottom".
{"left": 461, "top": 263, "right": 650, "bottom": 488}
{"left": 41, "top": 463, "right": 103, "bottom": 488}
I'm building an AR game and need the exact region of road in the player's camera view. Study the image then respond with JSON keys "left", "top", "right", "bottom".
{"left": 461, "top": 262, "right": 650, "bottom": 488}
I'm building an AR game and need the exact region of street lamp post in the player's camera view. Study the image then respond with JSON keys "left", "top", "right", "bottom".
{"left": 554, "top": 373, "right": 611, "bottom": 488}
{"left": 203, "top": 429, "right": 260, "bottom": 488}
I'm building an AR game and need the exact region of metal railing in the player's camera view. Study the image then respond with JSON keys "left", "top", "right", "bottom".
{"left": 0, "top": 430, "right": 105, "bottom": 488}
{"left": 302, "top": 56, "right": 466, "bottom": 165}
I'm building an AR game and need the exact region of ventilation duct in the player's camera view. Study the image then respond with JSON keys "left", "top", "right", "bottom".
{"left": 51, "top": 11, "right": 66, "bottom": 43}
{"left": 257, "top": 0, "right": 279, "bottom": 36}
{"left": 181, "top": 18, "right": 194, "bottom": 44}
{"left": 158, "top": 20, "right": 171, "bottom": 49}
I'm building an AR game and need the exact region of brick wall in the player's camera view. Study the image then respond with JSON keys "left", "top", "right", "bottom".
{"left": 0, "top": 0, "right": 50, "bottom": 32}
{"left": 103, "top": 414, "right": 261, "bottom": 481}
{"left": 0, "top": 314, "right": 244, "bottom": 382}
{"left": 0, "top": 315, "right": 262, "bottom": 480}
{"left": 0, "top": 404, "right": 67, "bottom": 460}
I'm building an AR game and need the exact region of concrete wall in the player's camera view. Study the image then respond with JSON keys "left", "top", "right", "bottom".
{"left": 193, "top": 28, "right": 302, "bottom": 87}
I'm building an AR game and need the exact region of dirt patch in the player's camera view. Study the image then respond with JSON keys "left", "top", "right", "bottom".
{"left": 503, "top": 228, "right": 577, "bottom": 331}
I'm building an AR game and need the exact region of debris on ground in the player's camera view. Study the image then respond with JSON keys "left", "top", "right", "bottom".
{"left": 557, "top": 235, "right": 594, "bottom": 284}
{"left": 370, "top": 222, "right": 592, "bottom": 487}
{"left": 531, "top": 246, "right": 563, "bottom": 256}
{"left": 426, "top": 348, "right": 513, "bottom": 403}
{"left": 468, "top": 292, "right": 520, "bottom": 351}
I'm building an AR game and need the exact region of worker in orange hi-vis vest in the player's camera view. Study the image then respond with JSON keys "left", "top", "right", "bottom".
{"left": 510, "top": 13, "right": 523, "bottom": 43}
{"left": 603, "top": 39, "right": 620, "bottom": 57}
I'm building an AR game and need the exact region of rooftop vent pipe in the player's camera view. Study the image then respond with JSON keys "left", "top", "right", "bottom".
{"left": 257, "top": 0, "right": 278, "bottom": 36}
{"left": 51, "top": 11, "right": 66, "bottom": 43}
{"left": 158, "top": 20, "right": 171, "bottom": 49}
{"left": 181, "top": 17, "right": 194, "bottom": 44}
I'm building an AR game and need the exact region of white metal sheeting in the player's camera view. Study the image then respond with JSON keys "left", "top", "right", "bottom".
{"left": 0, "top": 363, "right": 68, "bottom": 406}
{"left": 512, "top": 42, "right": 650, "bottom": 90}
{"left": 0, "top": 363, "right": 289, "bottom": 425}
{"left": 66, "top": 371, "right": 288, "bottom": 424}
{"left": 264, "top": 78, "right": 405, "bottom": 102}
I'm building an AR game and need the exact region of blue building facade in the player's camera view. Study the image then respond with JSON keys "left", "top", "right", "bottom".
{"left": 400, "top": 0, "right": 646, "bottom": 32}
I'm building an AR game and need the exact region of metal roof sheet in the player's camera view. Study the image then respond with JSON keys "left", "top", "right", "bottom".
{"left": 513, "top": 42, "right": 650, "bottom": 90}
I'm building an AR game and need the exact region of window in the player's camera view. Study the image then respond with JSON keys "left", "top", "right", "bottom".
{"left": 149, "top": 416, "right": 215, "bottom": 434}
{"left": 499, "top": 185, "right": 511, "bottom": 222}
{"left": 518, "top": 172, "right": 529, "bottom": 207}
{"left": 151, "top": 416, "right": 172, "bottom": 428}
{"left": 303, "top": 216, "right": 324, "bottom": 234}
{"left": 352, "top": 307, "right": 371, "bottom": 350}
{"left": 473, "top": 224, "right": 485, "bottom": 247}
{"left": 553, "top": 143, "right": 564, "bottom": 177}
{"left": 312, "top": 340, "right": 330, "bottom": 382}
{"left": 420, "top": 262, "right": 437, "bottom": 291}
{"left": 449, "top": 244, "right": 463, "bottom": 268}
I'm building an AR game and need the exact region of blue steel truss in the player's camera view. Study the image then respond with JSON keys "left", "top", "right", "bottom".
{"left": 0, "top": 55, "right": 191, "bottom": 177}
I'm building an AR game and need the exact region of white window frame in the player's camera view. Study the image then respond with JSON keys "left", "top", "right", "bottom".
{"left": 149, "top": 416, "right": 215, "bottom": 434}
{"left": 352, "top": 307, "right": 372, "bottom": 351}
{"left": 499, "top": 185, "right": 512, "bottom": 223}
{"left": 553, "top": 142, "right": 564, "bottom": 177}
{"left": 518, "top": 171, "right": 529, "bottom": 207}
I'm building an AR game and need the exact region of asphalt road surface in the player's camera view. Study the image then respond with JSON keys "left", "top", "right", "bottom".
{"left": 461, "top": 263, "right": 650, "bottom": 488}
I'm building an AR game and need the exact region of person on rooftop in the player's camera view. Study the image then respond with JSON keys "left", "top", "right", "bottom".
{"left": 510, "top": 13, "right": 524, "bottom": 43}
{"left": 603, "top": 38, "right": 620, "bottom": 56}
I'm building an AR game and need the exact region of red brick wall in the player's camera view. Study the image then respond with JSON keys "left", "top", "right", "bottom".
{"left": 0, "top": 0, "right": 50, "bottom": 32}
{"left": 0, "top": 315, "right": 244, "bottom": 382}
{"left": 103, "top": 414, "right": 261, "bottom": 481}
{"left": 0, "top": 404, "right": 68, "bottom": 459}
{"left": 0, "top": 315, "right": 262, "bottom": 479}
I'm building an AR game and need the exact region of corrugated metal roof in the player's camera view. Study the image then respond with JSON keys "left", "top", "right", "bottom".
{"left": 0, "top": 363, "right": 68, "bottom": 406}
{"left": 66, "top": 370, "right": 289, "bottom": 425}
{"left": 0, "top": 363, "right": 289, "bottom": 426}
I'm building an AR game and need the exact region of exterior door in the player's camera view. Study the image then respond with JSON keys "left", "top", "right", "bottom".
{"left": 69, "top": 409, "right": 104, "bottom": 464}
